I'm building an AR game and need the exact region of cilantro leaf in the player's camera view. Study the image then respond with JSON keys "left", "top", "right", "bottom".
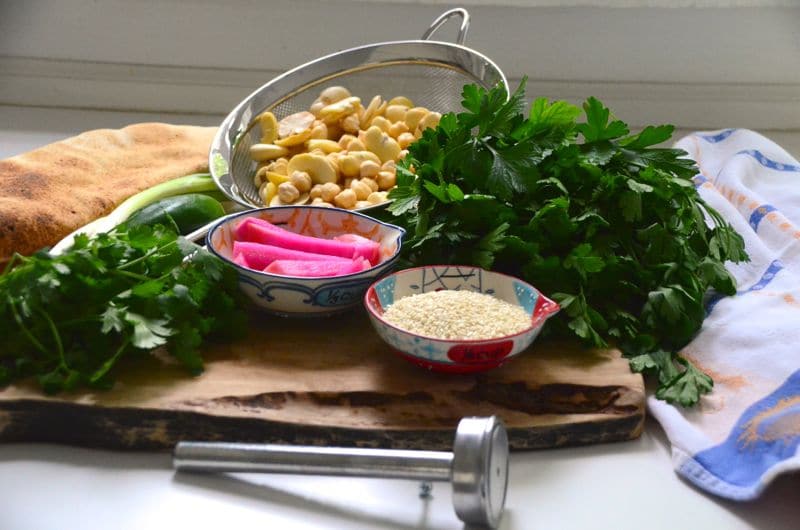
{"left": 0, "top": 222, "right": 246, "bottom": 393}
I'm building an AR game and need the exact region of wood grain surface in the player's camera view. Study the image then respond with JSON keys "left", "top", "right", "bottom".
{"left": 0, "top": 310, "right": 645, "bottom": 451}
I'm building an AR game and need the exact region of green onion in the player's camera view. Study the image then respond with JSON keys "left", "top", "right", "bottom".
{"left": 50, "top": 173, "right": 218, "bottom": 255}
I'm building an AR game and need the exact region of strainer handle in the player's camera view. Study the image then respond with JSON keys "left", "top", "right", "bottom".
{"left": 421, "top": 8, "right": 470, "bottom": 45}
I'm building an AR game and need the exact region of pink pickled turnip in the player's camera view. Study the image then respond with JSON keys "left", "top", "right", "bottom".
{"left": 264, "top": 257, "right": 371, "bottom": 277}
{"left": 232, "top": 241, "right": 349, "bottom": 270}
{"left": 232, "top": 252, "right": 252, "bottom": 269}
{"left": 235, "top": 217, "right": 379, "bottom": 265}
{"left": 234, "top": 217, "right": 281, "bottom": 238}
{"left": 333, "top": 233, "right": 372, "bottom": 244}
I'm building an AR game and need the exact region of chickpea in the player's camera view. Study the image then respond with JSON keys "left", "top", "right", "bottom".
{"left": 362, "top": 177, "right": 379, "bottom": 192}
{"left": 397, "top": 132, "right": 415, "bottom": 149}
{"left": 320, "top": 182, "right": 341, "bottom": 202}
{"left": 377, "top": 170, "right": 396, "bottom": 190}
{"left": 347, "top": 138, "right": 366, "bottom": 152}
{"left": 419, "top": 111, "right": 442, "bottom": 131}
{"left": 319, "top": 86, "right": 351, "bottom": 104}
{"left": 388, "top": 96, "right": 414, "bottom": 108}
{"left": 309, "top": 100, "right": 325, "bottom": 117}
{"left": 384, "top": 105, "right": 408, "bottom": 123}
{"left": 350, "top": 179, "right": 372, "bottom": 201}
{"left": 290, "top": 170, "right": 312, "bottom": 193}
{"left": 367, "top": 191, "right": 389, "bottom": 204}
{"left": 370, "top": 116, "right": 392, "bottom": 133}
{"left": 359, "top": 160, "right": 381, "bottom": 179}
{"left": 355, "top": 200, "right": 373, "bottom": 209}
{"left": 311, "top": 197, "right": 332, "bottom": 207}
{"left": 278, "top": 181, "right": 300, "bottom": 203}
{"left": 310, "top": 122, "right": 328, "bottom": 139}
{"left": 267, "top": 157, "right": 289, "bottom": 175}
{"left": 388, "top": 121, "right": 409, "bottom": 139}
{"left": 333, "top": 188, "right": 357, "bottom": 209}
{"left": 341, "top": 113, "right": 360, "bottom": 134}
{"left": 404, "top": 107, "right": 429, "bottom": 130}
{"left": 309, "top": 184, "right": 324, "bottom": 200}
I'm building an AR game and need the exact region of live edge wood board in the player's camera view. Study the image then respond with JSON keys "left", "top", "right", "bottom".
{"left": 0, "top": 311, "right": 645, "bottom": 451}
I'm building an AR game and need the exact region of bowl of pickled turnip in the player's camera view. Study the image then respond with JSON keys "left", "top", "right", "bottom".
{"left": 207, "top": 206, "right": 405, "bottom": 316}
{"left": 364, "top": 266, "right": 560, "bottom": 373}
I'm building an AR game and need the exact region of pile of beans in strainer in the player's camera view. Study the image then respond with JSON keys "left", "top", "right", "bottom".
{"left": 249, "top": 86, "right": 442, "bottom": 210}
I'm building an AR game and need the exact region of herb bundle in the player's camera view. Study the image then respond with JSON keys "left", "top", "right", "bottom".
{"left": 386, "top": 80, "right": 748, "bottom": 406}
{"left": 0, "top": 224, "right": 245, "bottom": 393}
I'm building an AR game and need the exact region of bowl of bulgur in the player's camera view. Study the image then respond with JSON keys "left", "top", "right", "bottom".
{"left": 364, "top": 265, "right": 559, "bottom": 373}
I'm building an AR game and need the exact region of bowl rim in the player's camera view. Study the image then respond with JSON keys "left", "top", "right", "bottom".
{"left": 363, "top": 264, "right": 560, "bottom": 345}
{"left": 205, "top": 205, "right": 406, "bottom": 281}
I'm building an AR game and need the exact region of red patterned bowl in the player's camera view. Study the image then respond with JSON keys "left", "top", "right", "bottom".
{"left": 364, "top": 265, "right": 559, "bottom": 373}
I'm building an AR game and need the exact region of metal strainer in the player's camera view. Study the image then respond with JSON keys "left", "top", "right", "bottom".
{"left": 209, "top": 8, "right": 508, "bottom": 209}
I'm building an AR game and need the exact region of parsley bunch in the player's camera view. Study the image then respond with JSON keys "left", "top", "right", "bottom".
{"left": 386, "top": 80, "right": 748, "bottom": 406}
{"left": 0, "top": 224, "right": 245, "bottom": 393}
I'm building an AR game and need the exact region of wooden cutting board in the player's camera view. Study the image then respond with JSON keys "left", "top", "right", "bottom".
{"left": 0, "top": 310, "right": 644, "bottom": 451}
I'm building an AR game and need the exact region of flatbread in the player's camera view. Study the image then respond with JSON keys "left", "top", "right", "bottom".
{"left": 0, "top": 123, "right": 217, "bottom": 264}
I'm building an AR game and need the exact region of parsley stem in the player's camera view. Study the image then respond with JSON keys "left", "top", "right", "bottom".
{"left": 90, "top": 337, "right": 130, "bottom": 383}
{"left": 1, "top": 253, "right": 25, "bottom": 276}
{"left": 113, "top": 269, "right": 154, "bottom": 282}
{"left": 6, "top": 295, "right": 50, "bottom": 357}
{"left": 38, "top": 308, "right": 68, "bottom": 371}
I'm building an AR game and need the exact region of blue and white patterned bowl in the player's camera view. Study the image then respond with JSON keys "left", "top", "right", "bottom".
{"left": 364, "top": 265, "right": 559, "bottom": 373}
{"left": 207, "top": 206, "right": 405, "bottom": 316}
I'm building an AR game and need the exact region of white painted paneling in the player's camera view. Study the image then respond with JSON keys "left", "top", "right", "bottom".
{"left": 0, "top": 0, "right": 798, "bottom": 131}
{"left": 1, "top": 1, "right": 798, "bottom": 83}
{"left": 1, "top": 56, "right": 798, "bottom": 132}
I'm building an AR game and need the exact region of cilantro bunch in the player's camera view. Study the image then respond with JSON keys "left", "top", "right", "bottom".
{"left": 386, "top": 80, "right": 748, "bottom": 406}
{"left": 0, "top": 224, "right": 245, "bottom": 393}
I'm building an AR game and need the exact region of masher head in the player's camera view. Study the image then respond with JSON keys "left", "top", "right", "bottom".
{"left": 451, "top": 416, "right": 509, "bottom": 529}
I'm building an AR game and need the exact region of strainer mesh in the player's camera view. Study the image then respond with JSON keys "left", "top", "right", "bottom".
{"left": 231, "top": 61, "right": 481, "bottom": 206}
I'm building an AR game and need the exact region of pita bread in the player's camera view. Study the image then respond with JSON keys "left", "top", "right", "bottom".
{"left": 0, "top": 123, "right": 217, "bottom": 264}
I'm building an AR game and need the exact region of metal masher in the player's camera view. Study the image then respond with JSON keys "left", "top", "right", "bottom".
{"left": 209, "top": 8, "right": 508, "bottom": 211}
{"left": 173, "top": 416, "right": 509, "bottom": 529}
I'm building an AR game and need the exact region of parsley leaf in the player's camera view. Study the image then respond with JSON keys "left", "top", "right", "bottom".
{"left": 382, "top": 81, "right": 748, "bottom": 406}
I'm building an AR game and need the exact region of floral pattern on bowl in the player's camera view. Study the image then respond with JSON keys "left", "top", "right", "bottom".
{"left": 364, "top": 265, "right": 559, "bottom": 373}
{"left": 207, "top": 206, "right": 405, "bottom": 316}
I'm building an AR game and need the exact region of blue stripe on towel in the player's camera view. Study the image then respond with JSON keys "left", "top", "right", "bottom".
{"left": 684, "top": 370, "right": 800, "bottom": 498}
{"left": 698, "top": 129, "right": 737, "bottom": 143}
{"left": 744, "top": 260, "right": 784, "bottom": 293}
{"left": 737, "top": 150, "right": 800, "bottom": 172}
{"left": 693, "top": 174, "right": 708, "bottom": 188}
{"left": 705, "top": 260, "right": 783, "bottom": 315}
{"left": 749, "top": 205, "right": 778, "bottom": 231}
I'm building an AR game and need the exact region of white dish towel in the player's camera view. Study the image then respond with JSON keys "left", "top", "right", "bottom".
{"left": 648, "top": 128, "right": 800, "bottom": 500}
